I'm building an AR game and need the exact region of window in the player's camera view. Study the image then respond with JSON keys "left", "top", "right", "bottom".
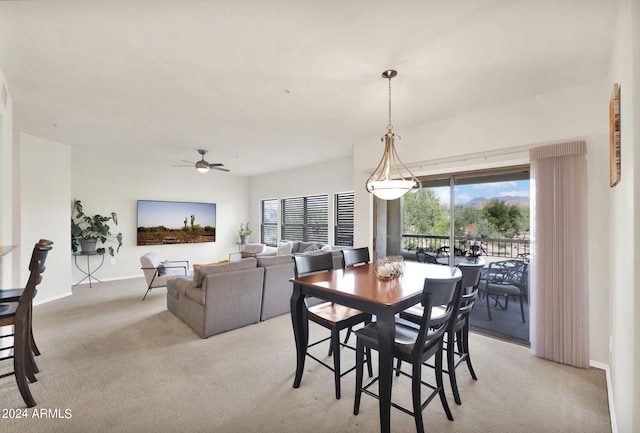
{"left": 260, "top": 199, "right": 278, "bottom": 246}
{"left": 281, "top": 194, "right": 328, "bottom": 243}
{"left": 335, "top": 191, "right": 354, "bottom": 246}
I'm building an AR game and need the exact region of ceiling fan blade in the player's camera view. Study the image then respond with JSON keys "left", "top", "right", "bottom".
{"left": 211, "top": 166, "right": 230, "bottom": 172}
{"left": 181, "top": 160, "right": 196, "bottom": 164}
{"left": 173, "top": 164, "right": 194, "bottom": 167}
{"left": 208, "top": 163, "right": 224, "bottom": 167}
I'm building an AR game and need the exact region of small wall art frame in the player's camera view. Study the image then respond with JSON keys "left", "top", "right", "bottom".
{"left": 609, "top": 82, "right": 621, "bottom": 187}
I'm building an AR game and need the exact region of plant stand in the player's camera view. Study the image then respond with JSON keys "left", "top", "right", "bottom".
{"left": 73, "top": 251, "right": 105, "bottom": 288}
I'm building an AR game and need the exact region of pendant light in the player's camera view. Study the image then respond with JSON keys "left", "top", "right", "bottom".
{"left": 366, "top": 69, "right": 420, "bottom": 200}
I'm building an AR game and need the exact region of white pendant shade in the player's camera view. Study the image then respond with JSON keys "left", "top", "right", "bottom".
{"left": 367, "top": 179, "right": 419, "bottom": 200}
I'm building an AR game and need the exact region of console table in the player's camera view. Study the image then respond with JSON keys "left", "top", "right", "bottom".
{"left": 73, "top": 251, "right": 105, "bottom": 288}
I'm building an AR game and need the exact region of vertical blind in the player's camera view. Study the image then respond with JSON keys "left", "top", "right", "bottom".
{"left": 281, "top": 194, "right": 329, "bottom": 243}
{"left": 260, "top": 199, "right": 278, "bottom": 246}
{"left": 335, "top": 191, "right": 354, "bottom": 246}
{"left": 530, "top": 140, "right": 589, "bottom": 368}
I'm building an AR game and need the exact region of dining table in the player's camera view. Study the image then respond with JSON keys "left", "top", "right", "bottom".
{"left": 290, "top": 260, "right": 462, "bottom": 433}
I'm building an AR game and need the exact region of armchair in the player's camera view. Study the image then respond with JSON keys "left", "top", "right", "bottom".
{"left": 140, "top": 252, "right": 191, "bottom": 300}
{"left": 228, "top": 243, "right": 266, "bottom": 261}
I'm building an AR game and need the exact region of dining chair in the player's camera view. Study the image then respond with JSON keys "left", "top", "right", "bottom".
{"left": 353, "top": 273, "right": 461, "bottom": 433}
{"left": 483, "top": 260, "right": 528, "bottom": 323}
{"left": 416, "top": 251, "right": 438, "bottom": 264}
{"left": 341, "top": 247, "right": 370, "bottom": 268}
{"left": 293, "top": 252, "right": 372, "bottom": 400}
{"left": 337, "top": 247, "right": 371, "bottom": 350}
{"left": 0, "top": 242, "right": 52, "bottom": 407}
{"left": 0, "top": 239, "right": 54, "bottom": 363}
{"left": 400, "top": 262, "right": 484, "bottom": 405}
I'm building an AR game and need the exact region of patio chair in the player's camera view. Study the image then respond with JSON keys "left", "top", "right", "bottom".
{"left": 416, "top": 251, "right": 438, "bottom": 264}
{"left": 482, "top": 260, "right": 528, "bottom": 323}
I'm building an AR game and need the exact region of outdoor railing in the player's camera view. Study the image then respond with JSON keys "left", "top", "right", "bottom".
{"left": 402, "top": 233, "right": 530, "bottom": 259}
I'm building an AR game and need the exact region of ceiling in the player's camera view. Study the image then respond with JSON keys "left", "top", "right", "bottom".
{"left": 0, "top": 0, "right": 616, "bottom": 176}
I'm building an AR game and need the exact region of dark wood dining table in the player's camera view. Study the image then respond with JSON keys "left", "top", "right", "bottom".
{"left": 290, "top": 261, "right": 462, "bottom": 433}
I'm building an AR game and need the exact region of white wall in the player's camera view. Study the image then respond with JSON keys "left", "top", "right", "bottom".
{"left": 0, "top": 67, "right": 13, "bottom": 288}
{"left": 18, "top": 133, "right": 72, "bottom": 302}
{"left": 607, "top": 0, "right": 639, "bottom": 431}
{"left": 70, "top": 152, "right": 250, "bottom": 291}
{"left": 249, "top": 157, "right": 354, "bottom": 246}
{"left": 354, "top": 78, "right": 611, "bottom": 368}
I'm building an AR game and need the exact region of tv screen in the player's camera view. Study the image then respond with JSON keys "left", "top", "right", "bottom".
{"left": 137, "top": 200, "right": 216, "bottom": 246}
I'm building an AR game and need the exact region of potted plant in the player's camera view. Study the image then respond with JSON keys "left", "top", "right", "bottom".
{"left": 71, "top": 199, "right": 123, "bottom": 256}
{"left": 238, "top": 222, "right": 251, "bottom": 244}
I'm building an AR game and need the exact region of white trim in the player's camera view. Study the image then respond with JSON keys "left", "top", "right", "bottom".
{"left": 590, "top": 360, "right": 617, "bottom": 433}
{"left": 33, "top": 291, "right": 72, "bottom": 306}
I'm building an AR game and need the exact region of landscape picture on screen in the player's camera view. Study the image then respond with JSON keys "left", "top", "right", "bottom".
{"left": 137, "top": 200, "right": 216, "bottom": 246}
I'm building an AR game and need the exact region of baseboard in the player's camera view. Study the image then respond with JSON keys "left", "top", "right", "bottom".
{"left": 34, "top": 290, "right": 72, "bottom": 306}
{"left": 590, "top": 360, "right": 617, "bottom": 433}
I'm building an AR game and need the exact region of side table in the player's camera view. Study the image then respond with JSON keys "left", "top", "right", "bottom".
{"left": 73, "top": 251, "right": 105, "bottom": 288}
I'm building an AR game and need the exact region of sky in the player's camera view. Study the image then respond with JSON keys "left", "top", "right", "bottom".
{"left": 137, "top": 200, "right": 216, "bottom": 229}
{"left": 434, "top": 180, "right": 531, "bottom": 206}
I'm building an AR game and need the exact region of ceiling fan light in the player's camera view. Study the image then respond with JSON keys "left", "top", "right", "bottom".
{"left": 195, "top": 161, "right": 210, "bottom": 173}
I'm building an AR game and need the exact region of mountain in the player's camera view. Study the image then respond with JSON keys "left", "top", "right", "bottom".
{"left": 463, "top": 196, "right": 530, "bottom": 208}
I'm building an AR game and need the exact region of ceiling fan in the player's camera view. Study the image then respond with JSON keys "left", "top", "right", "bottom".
{"left": 177, "top": 149, "right": 230, "bottom": 173}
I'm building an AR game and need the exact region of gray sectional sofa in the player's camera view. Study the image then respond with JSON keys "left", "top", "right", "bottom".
{"left": 166, "top": 241, "right": 349, "bottom": 338}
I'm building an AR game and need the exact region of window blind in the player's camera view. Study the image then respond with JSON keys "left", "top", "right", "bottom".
{"left": 335, "top": 191, "right": 354, "bottom": 246}
{"left": 260, "top": 199, "right": 278, "bottom": 246}
{"left": 281, "top": 194, "right": 328, "bottom": 243}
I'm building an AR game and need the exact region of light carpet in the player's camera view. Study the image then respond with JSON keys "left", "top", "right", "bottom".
{"left": 0, "top": 277, "right": 611, "bottom": 433}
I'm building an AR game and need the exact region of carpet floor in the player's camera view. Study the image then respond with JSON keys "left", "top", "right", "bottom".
{"left": 0, "top": 277, "right": 610, "bottom": 433}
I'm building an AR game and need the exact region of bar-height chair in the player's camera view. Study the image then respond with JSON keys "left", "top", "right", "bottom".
{"left": 0, "top": 242, "right": 52, "bottom": 407}
{"left": 0, "top": 239, "right": 54, "bottom": 363}
{"left": 353, "top": 274, "right": 461, "bottom": 433}
{"left": 293, "top": 252, "right": 372, "bottom": 400}
{"left": 341, "top": 247, "right": 370, "bottom": 268}
{"left": 337, "top": 247, "right": 372, "bottom": 351}
{"left": 400, "top": 262, "right": 484, "bottom": 405}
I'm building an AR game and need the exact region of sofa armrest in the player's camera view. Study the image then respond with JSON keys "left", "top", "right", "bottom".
{"left": 167, "top": 276, "right": 194, "bottom": 296}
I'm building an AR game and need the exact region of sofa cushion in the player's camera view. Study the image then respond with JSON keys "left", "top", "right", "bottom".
{"left": 256, "top": 254, "right": 294, "bottom": 267}
{"left": 193, "top": 257, "right": 258, "bottom": 287}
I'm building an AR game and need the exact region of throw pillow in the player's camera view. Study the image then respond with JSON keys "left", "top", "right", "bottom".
{"left": 157, "top": 260, "right": 170, "bottom": 276}
{"left": 277, "top": 241, "right": 293, "bottom": 255}
{"left": 303, "top": 244, "right": 319, "bottom": 253}
{"left": 320, "top": 244, "right": 332, "bottom": 252}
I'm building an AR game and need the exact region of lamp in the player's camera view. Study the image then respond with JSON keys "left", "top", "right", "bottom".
{"left": 366, "top": 69, "right": 420, "bottom": 200}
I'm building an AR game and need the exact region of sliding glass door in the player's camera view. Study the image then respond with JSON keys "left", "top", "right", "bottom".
{"left": 400, "top": 167, "right": 531, "bottom": 344}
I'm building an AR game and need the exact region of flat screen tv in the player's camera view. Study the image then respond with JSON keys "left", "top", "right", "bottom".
{"left": 137, "top": 200, "right": 216, "bottom": 246}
